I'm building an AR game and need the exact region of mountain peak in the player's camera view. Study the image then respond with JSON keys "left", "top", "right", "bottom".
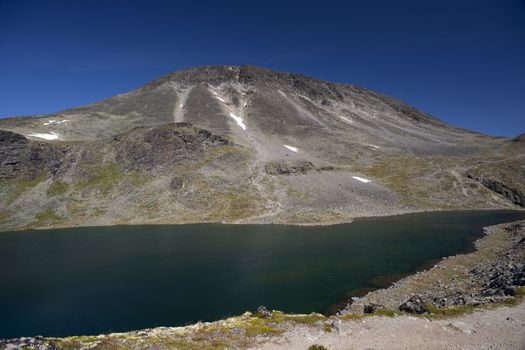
{"left": 141, "top": 65, "right": 349, "bottom": 92}
{"left": 0, "top": 65, "right": 523, "bottom": 230}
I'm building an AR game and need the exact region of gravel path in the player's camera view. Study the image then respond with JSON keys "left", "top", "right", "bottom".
{"left": 254, "top": 301, "right": 525, "bottom": 350}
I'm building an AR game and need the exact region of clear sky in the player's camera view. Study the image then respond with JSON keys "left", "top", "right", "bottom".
{"left": 1, "top": 0, "right": 524, "bottom": 137}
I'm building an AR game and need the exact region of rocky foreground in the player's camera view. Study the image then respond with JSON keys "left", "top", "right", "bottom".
{"left": 2, "top": 219, "right": 525, "bottom": 350}
{"left": 345, "top": 220, "right": 525, "bottom": 314}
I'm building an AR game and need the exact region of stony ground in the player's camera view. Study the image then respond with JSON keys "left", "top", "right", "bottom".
{"left": 346, "top": 220, "right": 525, "bottom": 314}
{"left": 2, "top": 220, "right": 525, "bottom": 350}
{"left": 254, "top": 301, "right": 525, "bottom": 350}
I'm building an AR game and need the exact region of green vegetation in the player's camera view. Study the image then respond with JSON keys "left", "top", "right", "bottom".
{"left": 242, "top": 317, "right": 283, "bottom": 337}
{"left": 92, "top": 208, "right": 106, "bottom": 217}
{"left": 15, "top": 175, "right": 46, "bottom": 191}
{"left": 0, "top": 211, "right": 8, "bottom": 225}
{"left": 323, "top": 324, "right": 333, "bottom": 333}
{"left": 308, "top": 345, "right": 330, "bottom": 350}
{"left": 265, "top": 311, "right": 326, "bottom": 325}
{"left": 76, "top": 164, "right": 126, "bottom": 194}
{"left": 426, "top": 304, "right": 475, "bottom": 318}
{"left": 46, "top": 180, "right": 70, "bottom": 197}
{"left": 75, "top": 163, "right": 150, "bottom": 195}
{"left": 339, "top": 312, "right": 364, "bottom": 320}
{"left": 66, "top": 200, "right": 85, "bottom": 217}
{"left": 33, "top": 208, "right": 61, "bottom": 226}
{"left": 5, "top": 174, "right": 46, "bottom": 205}
{"left": 500, "top": 287, "right": 525, "bottom": 306}
{"left": 226, "top": 193, "right": 264, "bottom": 220}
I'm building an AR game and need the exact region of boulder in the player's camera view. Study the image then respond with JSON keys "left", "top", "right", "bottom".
{"left": 255, "top": 305, "right": 272, "bottom": 318}
{"left": 399, "top": 296, "right": 428, "bottom": 314}
{"left": 264, "top": 160, "right": 315, "bottom": 175}
{"left": 363, "top": 303, "right": 385, "bottom": 314}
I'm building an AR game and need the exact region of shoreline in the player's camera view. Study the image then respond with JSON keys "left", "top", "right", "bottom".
{"left": 344, "top": 219, "right": 525, "bottom": 314}
{"left": 1, "top": 207, "right": 523, "bottom": 234}
{"left": 2, "top": 218, "right": 525, "bottom": 349}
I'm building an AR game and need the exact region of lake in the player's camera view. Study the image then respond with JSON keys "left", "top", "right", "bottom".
{"left": 1, "top": 210, "right": 524, "bottom": 338}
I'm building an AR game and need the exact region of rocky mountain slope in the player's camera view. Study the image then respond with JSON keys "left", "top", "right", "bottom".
{"left": 0, "top": 65, "right": 523, "bottom": 230}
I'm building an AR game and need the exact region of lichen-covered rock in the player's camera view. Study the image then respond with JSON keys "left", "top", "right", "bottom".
{"left": 114, "top": 123, "right": 229, "bottom": 172}
{"left": 363, "top": 303, "right": 385, "bottom": 314}
{"left": 265, "top": 160, "right": 315, "bottom": 175}
{"left": 255, "top": 305, "right": 273, "bottom": 318}
{"left": 0, "top": 129, "right": 68, "bottom": 180}
{"left": 399, "top": 296, "right": 428, "bottom": 314}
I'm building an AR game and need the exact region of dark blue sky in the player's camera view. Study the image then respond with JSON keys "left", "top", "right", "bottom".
{"left": 1, "top": 0, "right": 524, "bottom": 137}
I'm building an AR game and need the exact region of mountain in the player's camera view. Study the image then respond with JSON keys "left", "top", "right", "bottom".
{"left": 0, "top": 65, "right": 523, "bottom": 230}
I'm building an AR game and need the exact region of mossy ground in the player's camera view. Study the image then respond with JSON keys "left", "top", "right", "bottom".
{"left": 46, "top": 311, "right": 329, "bottom": 350}
{"left": 84, "top": 164, "right": 124, "bottom": 188}
{"left": 0, "top": 211, "right": 8, "bottom": 225}
{"left": 2, "top": 174, "right": 47, "bottom": 206}
{"left": 308, "top": 345, "right": 330, "bottom": 350}
{"left": 28, "top": 208, "right": 62, "bottom": 228}
{"left": 46, "top": 180, "right": 70, "bottom": 197}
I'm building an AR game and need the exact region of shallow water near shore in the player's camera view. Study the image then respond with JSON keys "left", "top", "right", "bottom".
{"left": 1, "top": 210, "right": 524, "bottom": 338}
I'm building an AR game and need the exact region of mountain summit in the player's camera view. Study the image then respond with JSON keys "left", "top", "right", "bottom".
{"left": 0, "top": 66, "right": 523, "bottom": 230}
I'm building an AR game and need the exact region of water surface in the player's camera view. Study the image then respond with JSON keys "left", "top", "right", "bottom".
{"left": 1, "top": 210, "right": 524, "bottom": 338}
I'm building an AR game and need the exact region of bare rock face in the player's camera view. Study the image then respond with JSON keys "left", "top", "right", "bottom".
{"left": 114, "top": 123, "right": 229, "bottom": 171}
{"left": 466, "top": 169, "right": 525, "bottom": 208}
{"left": 0, "top": 130, "right": 67, "bottom": 180}
{"left": 477, "top": 178, "right": 524, "bottom": 207}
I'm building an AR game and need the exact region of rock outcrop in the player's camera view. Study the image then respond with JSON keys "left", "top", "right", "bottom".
{"left": 264, "top": 160, "right": 316, "bottom": 175}
{"left": 114, "top": 123, "right": 229, "bottom": 172}
{"left": 0, "top": 130, "right": 68, "bottom": 180}
{"left": 399, "top": 296, "right": 428, "bottom": 314}
{"left": 466, "top": 172, "right": 525, "bottom": 207}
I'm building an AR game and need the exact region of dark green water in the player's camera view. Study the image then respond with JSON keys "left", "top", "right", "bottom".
{"left": 1, "top": 210, "right": 524, "bottom": 338}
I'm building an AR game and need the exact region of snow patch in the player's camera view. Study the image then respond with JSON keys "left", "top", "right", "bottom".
{"left": 297, "top": 94, "right": 312, "bottom": 102}
{"left": 27, "top": 132, "right": 60, "bottom": 140}
{"left": 44, "top": 119, "right": 69, "bottom": 126}
{"left": 338, "top": 115, "right": 353, "bottom": 123}
{"left": 229, "top": 112, "right": 246, "bottom": 130}
{"left": 278, "top": 90, "right": 286, "bottom": 97}
{"left": 352, "top": 176, "right": 371, "bottom": 183}
{"left": 284, "top": 145, "right": 298, "bottom": 152}
{"left": 368, "top": 144, "right": 380, "bottom": 150}
{"left": 210, "top": 90, "right": 225, "bottom": 102}
{"left": 179, "top": 103, "right": 184, "bottom": 108}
